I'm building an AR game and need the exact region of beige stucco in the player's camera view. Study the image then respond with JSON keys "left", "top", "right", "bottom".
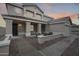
{"left": 23, "top": 6, "right": 43, "bottom": 14}
{"left": 36, "top": 14, "right": 42, "bottom": 20}
{"left": 5, "top": 19, "right": 13, "bottom": 36}
{"left": 38, "top": 23, "right": 41, "bottom": 33}
{"left": 0, "top": 3, "right": 8, "bottom": 14}
{"left": 49, "top": 24, "right": 70, "bottom": 35}
{"left": 7, "top": 4, "right": 23, "bottom": 16}
{"left": 0, "top": 15, "right": 6, "bottom": 28}
{"left": 25, "top": 22, "right": 31, "bottom": 36}
{"left": 44, "top": 16, "right": 51, "bottom": 22}
{"left": 0, "top": 15, "right": 6, "bottom": 36}
{"left": 45, "top": 24, "right": 50, "bottom": 32}
{"left": 23, "top": 6, "right": 43, "bottom": 21}
{"left": 25, "top": 11, "right": 34, "bottom": 18}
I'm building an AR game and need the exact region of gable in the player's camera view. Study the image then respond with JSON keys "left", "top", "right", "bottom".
{"left": 23, "top": 5, "right": 43, "bottom": 14}
{"left": 34, "top": 6, "right": 43, "bottom": 14}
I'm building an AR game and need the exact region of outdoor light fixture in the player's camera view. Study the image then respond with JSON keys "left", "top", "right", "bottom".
{"left": 18, "top": 24, "right": 22, "bottom": 27}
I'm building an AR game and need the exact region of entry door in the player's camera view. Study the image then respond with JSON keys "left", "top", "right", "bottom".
{"left": 41, "top": 24, "right": 46, "bottom": 33}
{"left": 12, "top": 23, "right": 18, "bottom": 36}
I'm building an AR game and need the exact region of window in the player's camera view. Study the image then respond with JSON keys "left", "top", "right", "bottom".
{"left": 36, "top": 13, "right": 42, "bottom": 19}
{"left": 15, "top": 7, "right": 23, "bottom": 15}
{"left": 26, "top": 10, "right": 34, "bottom": 17}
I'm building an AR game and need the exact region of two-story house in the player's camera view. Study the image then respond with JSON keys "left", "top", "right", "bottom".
{"left": 0, "top": 3, "right": 53, "bottom": 37}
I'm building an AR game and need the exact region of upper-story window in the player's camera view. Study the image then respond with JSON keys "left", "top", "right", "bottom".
{"left": 6, "top": 4, "right": 23, "bottom": 16}
{"left": 36, "top": 13, "right": 42, "bottom": 20}
{"left": 14, "top": 7, "right": 23, "bottom": 15}
{"left": 26, "top": 10, "right": 34, "bottom": 18}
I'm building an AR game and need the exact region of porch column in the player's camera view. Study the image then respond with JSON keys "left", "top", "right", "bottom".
{"left": 25, "top": 22, "right": 31, "bottom": 36}
{"left": 5, "top": 20, "right": 13, "bottom": 36}
{"left": 38, "top": 23, "right": 41, "bottom": 33}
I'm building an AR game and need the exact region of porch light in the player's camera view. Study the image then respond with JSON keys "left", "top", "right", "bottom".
{"left": 18, "top": 24, "right": 22, "bottom": 27}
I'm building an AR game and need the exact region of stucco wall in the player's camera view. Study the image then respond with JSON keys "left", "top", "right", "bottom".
{"left": 43, "top": 16, "right": 52, "bottom": 22}
{"left": 0, "top": 3, "right": 8, "bottom": 15}
{"left": 49, "top": 24, "right": 70, "bottom": 34}
{"left": 45, "top": 24, "right": 50, "bottom": 32}
{"left": 24, "top": 6, "right": 43, "bottom": 20}
{"left": 0, "top": 15, "right": 6, "bottom": 38}
{"left": 5, "top": 19, "right": 12, "bottom": 36}
{"left": 35, "top": 14, "right": 42, "bottom": 20}
{"left": 0, "top": 3, "right": 7, "bottom": 40}
{"left": 7, "top": 4, "right": 23, "bottom": 16}
{"left": 24, "top": 6, "right": 42, "bottom": 14}
{"left": 25, "top": 22, "right": 31, "bottom": 36}
{"left": 25, "top": 11, "right": 34, "bottom": 18}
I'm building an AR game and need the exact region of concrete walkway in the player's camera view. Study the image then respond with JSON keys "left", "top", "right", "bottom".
{"left": 39, "top": 35, "right": 76, "bottom": 56}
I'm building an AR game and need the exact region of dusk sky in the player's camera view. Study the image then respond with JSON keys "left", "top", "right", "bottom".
{"left": 37, "top": 3, "right": 79, "bottom": 19}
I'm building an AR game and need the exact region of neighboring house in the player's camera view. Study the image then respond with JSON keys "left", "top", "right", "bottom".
{"left": 71, "top": 14, "right": 79, "bottom": 25}
{"left": 0, "top": 3, "right": 53, "bottom": 37}
{"left": 48, "top": 16, "right": 72, "bottom": 36}
{"left": 67, "top": 15, "right": 79, "bottom": 35}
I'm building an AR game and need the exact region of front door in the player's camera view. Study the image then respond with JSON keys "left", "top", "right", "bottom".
{"left": 41, "top": 24, "right": 46, "bottom": 33}
{"left": 12, "top": 23, "right": 18, "bottom": 36}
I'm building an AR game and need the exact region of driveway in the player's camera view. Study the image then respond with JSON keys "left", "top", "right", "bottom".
{"left": 9, "top": 35, "right": 78, "bottom": 56}
{"left": 39, "top": 35, "right": 76, "bottom": 56}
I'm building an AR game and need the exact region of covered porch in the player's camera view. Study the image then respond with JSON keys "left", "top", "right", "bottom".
{"left": 31, "top": 22, "right": 46, "bottom": 35}
{"left": 3, "top": 15, "right": 49, "bottom": 37}
{"left": 12, "top": 20, "right": 26, "bottom": 36}
{"left": 5, "top": 19, "right": 47, "bottom": 37}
